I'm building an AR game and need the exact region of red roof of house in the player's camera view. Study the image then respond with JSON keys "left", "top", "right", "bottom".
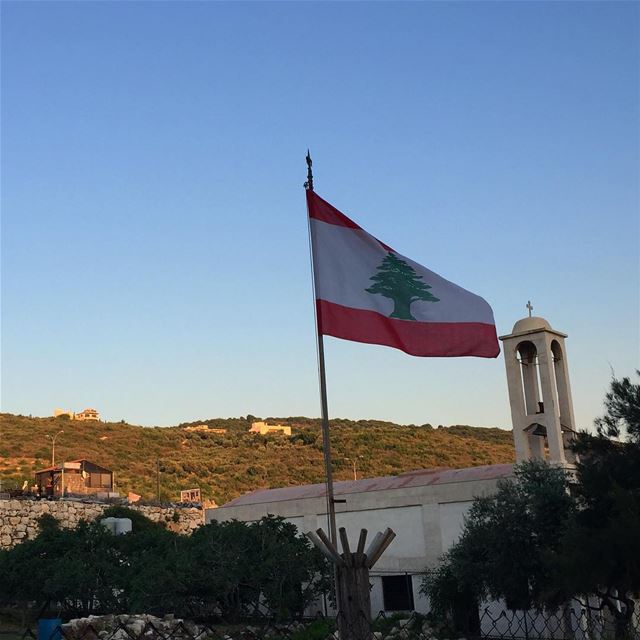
{"left": 221, "top": 463, "right": 514, "bottom": 508}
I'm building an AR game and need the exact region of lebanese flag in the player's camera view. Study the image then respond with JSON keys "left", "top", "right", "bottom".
{"left": 307, "top": 190, "right": 500, "bottom": 358}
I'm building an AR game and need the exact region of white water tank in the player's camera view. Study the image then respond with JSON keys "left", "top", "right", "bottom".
{"left": 101, "top": 517, "right": 132, "bottom": 535}
{"left": 101, "top": 517, "right": 117, "bottom": 534}
{"left": 115, "top": 518, "right": 132, "bottom": 535}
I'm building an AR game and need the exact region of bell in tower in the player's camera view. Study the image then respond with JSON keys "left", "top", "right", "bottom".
{"left": 499, "top": 303, "right": 577, "bottom": 466}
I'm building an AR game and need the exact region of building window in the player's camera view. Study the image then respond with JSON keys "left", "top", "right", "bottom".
{"left": 382, "top": 575, "right": 415, "bottom": 611}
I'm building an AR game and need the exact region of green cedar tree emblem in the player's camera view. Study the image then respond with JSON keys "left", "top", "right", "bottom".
{"left": 366, "top": 252, "right": 440, "bottom": 320}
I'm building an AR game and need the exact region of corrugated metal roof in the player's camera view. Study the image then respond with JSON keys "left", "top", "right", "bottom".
{"left": 221, "top": 463, "right": 514, "bottom": 507}
{"left": 35, "top": 465, "right": 62, "bottom": 474}
{"left": 34, "top": 459, "right": 103, "bottom": 474}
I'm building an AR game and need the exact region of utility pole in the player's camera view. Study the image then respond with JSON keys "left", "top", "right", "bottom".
{"left": 156, "top": 459, "right": 161, "bottom": 503}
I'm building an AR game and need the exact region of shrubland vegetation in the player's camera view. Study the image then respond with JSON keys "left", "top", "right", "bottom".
{"left": 0, "top": 508, "right": 329, "bottom": 621}
{"left": 0, "top": 414, "right": 513, "bottom": 504}
{"left": 421, "top": 372, "right": 640, "bottom": 640}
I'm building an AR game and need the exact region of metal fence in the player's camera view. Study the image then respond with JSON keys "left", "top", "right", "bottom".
{"left": 477, "top": 606, "right": 640, "bottom": 640}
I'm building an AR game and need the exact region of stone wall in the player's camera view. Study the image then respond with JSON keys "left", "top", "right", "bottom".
{"left": 0, "top": 499, "right": 204, "bottom": 549}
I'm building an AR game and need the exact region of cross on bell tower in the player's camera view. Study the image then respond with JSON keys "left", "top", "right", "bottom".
{"left": 499, "top": 311, "right": 577, "bottom": 466}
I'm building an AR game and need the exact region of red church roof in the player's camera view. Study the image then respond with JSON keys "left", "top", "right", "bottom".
{"left": 222, "top": 463, "right": 514, "bottom": 508}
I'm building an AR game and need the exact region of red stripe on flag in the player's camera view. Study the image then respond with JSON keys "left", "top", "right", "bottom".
{"left": 307, "top": 190, "right": 362, "bottom": 229}
{"left": 316, "top": 300, "right": 500, "bottom": 358}
{"left": 307, "top": 190, "right": 395, "bottom": 252}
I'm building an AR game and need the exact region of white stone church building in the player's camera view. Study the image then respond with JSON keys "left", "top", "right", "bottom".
{"left": 205, "top": 313, "right": 577, "bottom": 615}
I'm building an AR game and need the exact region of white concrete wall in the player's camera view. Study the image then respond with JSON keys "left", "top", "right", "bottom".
{"left": 412, "top": 574, "right": 429, "bottom": 613}
{"left": 439, "top": 500, "right": 473, "bottom": 551}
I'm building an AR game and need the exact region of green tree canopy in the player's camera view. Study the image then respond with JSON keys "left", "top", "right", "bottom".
{"left": 546, "top": 372, "right": 640, "bottom": 638}
{"left": 0, "top": 516, "right": 125, "bottom": 616}
{"left": 421, "top": 373, "right": 640, "bottom": 640}
{"left": 0, "top": 510, "right": 328, "bottom": 621}
{"left": 421, "top": 461, "right": 574, "bottom": 633}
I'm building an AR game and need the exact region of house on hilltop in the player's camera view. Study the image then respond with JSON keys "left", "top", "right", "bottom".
{"left": 75, "top": 408, "right": 100, "bottom": 421}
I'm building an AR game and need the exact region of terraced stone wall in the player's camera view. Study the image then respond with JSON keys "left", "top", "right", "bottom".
{"left": 0, "top": 499, "right": 204, "bottom": 549}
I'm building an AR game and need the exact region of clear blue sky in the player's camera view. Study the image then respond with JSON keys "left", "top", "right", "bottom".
{"left": 2, "top": 1, "right": 638, "bottom": 430}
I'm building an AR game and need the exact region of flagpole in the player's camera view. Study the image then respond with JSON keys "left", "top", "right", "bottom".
{"left": 317, "top": 334, "right": 338, "bottom": 548}
{"left": 304, "top": 151, "right": 341, "bottom": 608}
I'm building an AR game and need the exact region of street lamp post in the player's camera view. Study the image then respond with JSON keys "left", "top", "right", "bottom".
{"left": 156, "top": 459, "right": 161, "bottom": 503}
{"left": 46, "top": 430, "right": 64, "bottom": 466}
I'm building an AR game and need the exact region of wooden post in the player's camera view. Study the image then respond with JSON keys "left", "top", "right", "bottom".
{"left": 337, "top": 556, "right": 373, "bottom": 640}
{"left": 306, "top": 526, "right": 396, "bottom": 640}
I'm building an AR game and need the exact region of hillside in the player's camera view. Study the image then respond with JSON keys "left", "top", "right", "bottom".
{"left": 0, "top": 413, "right": 515, "bottom": 504}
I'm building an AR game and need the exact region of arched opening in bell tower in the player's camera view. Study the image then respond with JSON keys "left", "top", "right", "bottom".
{"left": 516, "top": 341, "right": 543, "bottom": 416}
{"left": 551, "top": 339, "right": 576, "bottom": 460}
{"left": 516, "top": 340, "right": 548, "bottom": 460}
{"left": 523, "top": 422, "right": 548, "bottom": 460}
{"left": 551, "top": 340, "right": 569, "bottom": 424}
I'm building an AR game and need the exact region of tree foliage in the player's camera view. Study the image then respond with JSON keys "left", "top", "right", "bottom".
{"left": 422, "top": 373, "right": 640, "bottom": 639}
{"left": 593, "top": 370, "right": 640, "bottom": 441}
{"left": 0, "top": 516, "right": 124, "bottom": 616}
{"left": 0, "top": 509, "right": 329, "bottom": 621}
{"left": 420, "top": 460, "right": 573, "bottom": 632}
{"left": 546, "top": 371, "right": 640, "bottom": 637}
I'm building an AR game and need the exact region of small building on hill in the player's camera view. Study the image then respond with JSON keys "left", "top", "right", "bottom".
{"left": 249, "top": 421, "right": 291, "bottom": 436}
{"left": 184, "top": 425, "right": 227, "bottom": 434}
{"left": 35, "top": 459, "right": 114, "bottom": 497}
{"left": 75, "top": 408, "right": 101, "bottom": 422}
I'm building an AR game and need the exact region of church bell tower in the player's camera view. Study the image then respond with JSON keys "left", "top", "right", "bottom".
{"left": 499, "top": 304, "right": 576, "bottom": 466}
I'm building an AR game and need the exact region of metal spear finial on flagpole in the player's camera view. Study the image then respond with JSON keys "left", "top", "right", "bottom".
{"left": 304, "top": 150, "right": 314, "bottom": 191}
